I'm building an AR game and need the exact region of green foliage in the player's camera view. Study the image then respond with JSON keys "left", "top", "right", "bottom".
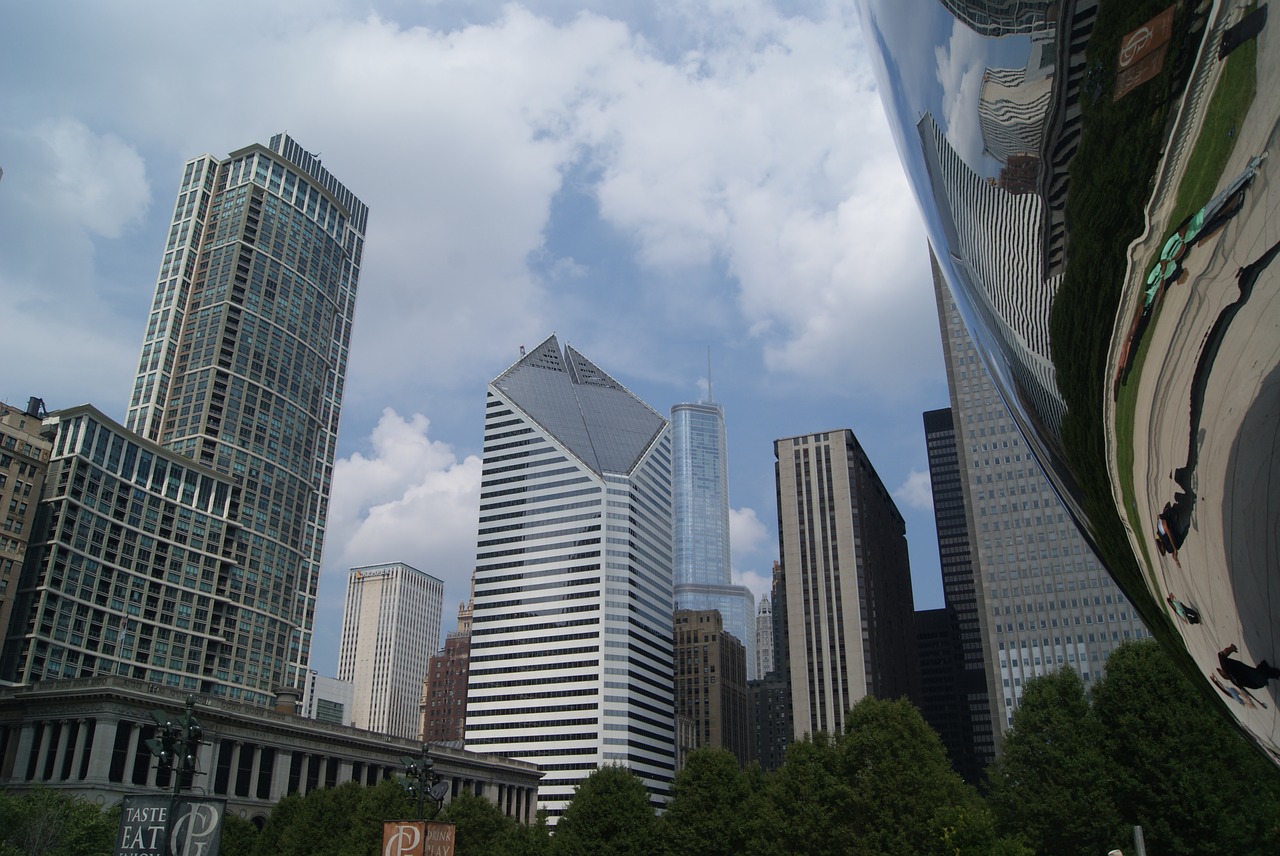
{"left": 1092, "top": 641, "right": 1280, "bottom": 855}
{"left": 252, "top": 779, "right": 410, "bottom": 856}
{"left": 659, "top": 748, "right": 755, "bottom": 856}
{"left": 439, "top": 790, "right": 549, "bottom": 856}
{"left": 989, "top": 669, "right": 1124, "bottom": 856}
{"left": 551, "top": 764, "right": 656, "bottom": 856}
{"left": 217, "top": 812, "right": 259, "bottom": 856}
{"left": 0, "top": 788, "right": 118, "bottom": 856}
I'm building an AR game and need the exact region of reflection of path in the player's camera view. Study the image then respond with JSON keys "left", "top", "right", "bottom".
{"left": 1168, "top": 238, "right": 1280, "bottom": 534}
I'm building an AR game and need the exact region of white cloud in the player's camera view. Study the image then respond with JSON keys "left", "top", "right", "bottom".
{"left": 32, "top": 118, "right": 150, "bottom": 238}
{"left": 729, "top": 505, "right": 768, "bottom": 559}
{"left": 934, "top": 19, "right": 987, "bottom": 166}
{"left": 893, "top": 468, "right": 934, "bottom": 511}
{"left": 313, "top": 408, "right": 483, "bottom": 662}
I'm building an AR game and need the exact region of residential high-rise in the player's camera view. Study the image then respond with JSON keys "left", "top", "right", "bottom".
{"left": 673, "top": 609, "right": 751, "bottom": 767}
{"left": 421, "top": 597, "right": 473, "bottom": 743}
{"left": 125, "top": 134, "right": 368, "bottom": 690}
{"left": 922, "top": 406, "right": 996, "bottom": 779}
{"left": 465, "top": 335, "right": 675, "bottom": 819}
{"left": 337, "top": 562, "right": 443, "bottom": 739}
{"left": 774, "top": 430, "right": 917, "bottom": 738}
{"left": 0, "top": 405, "right": 245, "bottom": 694}
{"left": 933, "top": 259, "right": 1148, "bottom": 730}
{"left": 0, "top": 400, "right": 52, "bottom": 658}
{"left": 671, "top": 400, "right": 756, "bottom": 679}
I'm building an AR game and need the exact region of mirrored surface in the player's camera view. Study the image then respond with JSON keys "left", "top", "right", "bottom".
{"left": 858, "top": 0, "right": 1279, "bottom": 759}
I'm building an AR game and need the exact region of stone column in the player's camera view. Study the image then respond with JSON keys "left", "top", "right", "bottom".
{"left": 8, "top": 723, "right": 37, "bottom": 782}
{"left": 30, "top": 722, "right": 51, "bottom": 781}
{"left": 51, "top": 720, "right": 72, "bottom": 780}
{"left": 249, "top": 745, "right": 263, "bottom": 798}
{"left": 271, "top": 749, "right": 293, "bottom": 801}
{"left": 69, "top": 719, "right": 90, "bottom": 780}
{"left": 122, "top": 723, "right": 142, "bottom": 785}
{"left": 228, "top": 742, "right": 243, "bottom": 797}
{"left": 87, "top": 717, "right": 119, "bottom": 783}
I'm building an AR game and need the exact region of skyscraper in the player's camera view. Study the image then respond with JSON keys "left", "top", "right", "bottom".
{"left": 673, "top": 609, "right": 751, "bottom": 766}
{"left": 755, "top": 594, "right": 774, "bottom": 678}
{"left": 0, "top": 401, "right": 52, "bottom": 657}
{"left": 774, "top": 430, "right": 917, "bottom": 738}
{"left": 465, "top": 335, "right": 675, "bottom": 819}
{"left": 125, "top": 134, "right": 367, "bottom": 689}
{"left": 420, "top": 597, "right": 473, "bottom": 743}
{"left": 337, "top": 562, "right": 443, "bottom": 739}
{"left": 670, "top": 400, "right": 756, "bottom": 678}
{"left": 921, "top": 406, "right": 996, "bottom": 780}
{"left": 933, "top": 259, "right": 1148, "bottom": 730}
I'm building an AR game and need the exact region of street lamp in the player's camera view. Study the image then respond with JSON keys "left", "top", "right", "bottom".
{"left": 399, "top": 744, "right": 450, "bottom": 820}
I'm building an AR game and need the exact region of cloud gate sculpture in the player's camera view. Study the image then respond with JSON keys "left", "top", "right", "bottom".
{"left": 856, "top": 0, "right": 1279, "bottom": 760}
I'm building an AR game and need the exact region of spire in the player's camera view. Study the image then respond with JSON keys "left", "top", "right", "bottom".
{"left": 706, "top": 347, "right": 714, "bottom": 403}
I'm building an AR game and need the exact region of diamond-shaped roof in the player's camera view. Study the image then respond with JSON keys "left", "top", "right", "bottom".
{"left": 493, "top": 335, "right": 666, "bottom": 476}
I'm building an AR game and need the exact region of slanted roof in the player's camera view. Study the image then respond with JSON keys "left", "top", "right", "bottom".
{"left": 492, "top": 335, "right": 666, "bottom": 476}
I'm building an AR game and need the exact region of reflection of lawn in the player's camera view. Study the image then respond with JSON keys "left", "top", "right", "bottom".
{"left": 1170, "top": 25, "right": 1258, "bottom": 227}
{"left": 1116, "top": 33, "right": 1258, "bottom": 597}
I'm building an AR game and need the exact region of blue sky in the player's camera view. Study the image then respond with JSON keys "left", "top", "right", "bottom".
{"left": 0, "top": 0, "right": 953, "bottom": 674}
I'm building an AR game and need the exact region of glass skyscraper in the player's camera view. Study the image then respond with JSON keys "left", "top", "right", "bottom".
{"left": 465, "top": 335, "right": 675, "bottom": 820}
{"left": 671, "top": 400, "right": 756, "bottom": 679}
{"left": 122, "top": 133, "right": 367, "bottom": 692}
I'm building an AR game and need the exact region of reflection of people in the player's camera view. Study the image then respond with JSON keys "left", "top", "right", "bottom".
{"left": 1211, "top": 673, "right": 1265, "bottom": 708}
{"left": 1155, "top": 515, "right": 1179, "bottom": 564}
{"left": 1166, "top": 595, "right": 1201, "bottom": 624}
{"left": 1218, "top": 644, "right": 1280, "bottom": 689}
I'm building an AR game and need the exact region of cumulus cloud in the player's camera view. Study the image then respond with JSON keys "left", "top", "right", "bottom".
{"left": 325, "top": 409, "right": 482, "bottom": 585}
{"left": 934, "top": 19, "right": 987, "bottom": 166}
{"left": 33, "top": 118, "right": 150, "bottom": 238}
{"left": 893, "top": 469, "right": 934, "bottom": 511}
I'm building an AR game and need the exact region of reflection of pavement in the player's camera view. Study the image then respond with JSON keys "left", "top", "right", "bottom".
{"left": 1109, "top": 1, "right": 1280, "bottom": 762}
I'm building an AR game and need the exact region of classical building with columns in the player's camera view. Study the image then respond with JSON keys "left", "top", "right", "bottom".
{"left": 0, "top": 676, "right": 541, "bottom": 826}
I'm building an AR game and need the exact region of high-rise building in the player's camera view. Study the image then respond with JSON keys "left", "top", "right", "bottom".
{"left": 465, "top": 335, "right": 675, "bottom": 820}
{"left": 670, "top": 401, "right": 756, "bottom": 679}
{"left": 420, "top": 597, "right": 473, "bottom": 743}
{"left": 0, "top": 400, "right": 52, "bottom": 658}
{"left": 933, "top": 259, "right": 1148, "bottom": 730}
{"left": 755, "top": 594, "right": 774, "bottom": 678}
{"left": 337, "top": 562, "right": 443, "bottom": 739}
{"left": 673, "top": 609, "right": 751, "bottom": 767}
{"left": 0, "top": 405, "right": 245, "bottom": 694}
{"left": 302, "top": 669, "right": 355, "bottom": 726}
{"left": 774, "top": 430, "right": 917, "bottom": 738}
{"left": 125, "top": 133, "right": 368, "bottom": 690}
{"left": 922, "top": 406, "right": 996, "bottom": 779}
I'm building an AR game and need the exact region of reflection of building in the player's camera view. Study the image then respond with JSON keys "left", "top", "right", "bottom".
{"left": 302, "top": 670, "right": 354, "bottom": 726}
{"left": 124, "top": 134, "right": 367, "bottom": 694}
{"left": 673, "top": 609, "right": 751, "bottom": 766}
{"left": 0, "top": 400, "right": 52, "bottom": 664}
{"left": 978, "top": 63, "right": 1052, "bottom": 165}
{"left": 465, "top": 336, "right": 674, "bottom": 820}
{"left": 938, "top": 0, "right": 1054, "bottom": 37}
{"left": 0, "top": 677, "right": 540, "bottom": 824}
{"left": 933, "top": 259, "right": 1149, "bottom": 730}
{"left": 919, "top": 112, "right": 1065, "bottom": 439}
{"left": 337, "top": 562, "right": 443, "bottom": 739}
{"left": 421, "top": 598, "right": 472, "bottom": 743}
{"left": 671, "top": 401, "right": 756, "bottom": 679}
{"left": 774, "top": 430, "right": 917, "bottom": 738}
{"left": 921, "top": 407, "right": 996, "bottom": 782}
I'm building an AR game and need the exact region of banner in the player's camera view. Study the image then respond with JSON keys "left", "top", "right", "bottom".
{"left": 383, "top": 821, "right": 456, "bottom": 856}
{"left": 116, "top": 796, "right": 226, "bottom": 856}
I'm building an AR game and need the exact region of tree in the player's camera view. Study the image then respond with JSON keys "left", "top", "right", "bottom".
{"left": 439, "top": 790, "right": 549, "bottom": 856}
{"left": 551, "top": 765, "right": 656, "bottom": 856}
{"left": 0, "top": 788, "right": 118, "bottom": 856}
{"left": 1091, "top": 640, "right": 1280, "bottom": 855}
{"left": 987, "top": 668, "right": 1125, "bottom": 856}
{"left": 217, "top": 812, "right": 258, "bottom": 856}
{"left": 658, "top": 748, "right": 755, "bottom": 856}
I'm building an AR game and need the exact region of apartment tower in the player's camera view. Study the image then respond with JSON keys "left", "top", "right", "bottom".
{"left": 125, "top": 134, "right": 367, "bottom": 690}
{"left": 465, "top": 335, "right": 675, "bottom": 819}
{"left": 774, "top": 430, "right": 916, "bottom": 738}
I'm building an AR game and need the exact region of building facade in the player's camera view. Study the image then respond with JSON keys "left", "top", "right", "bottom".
{"left": 755, "top": 594, "right": 774, "bottom": 679}
{"left": 0, "top": 400, "right": 53, "bottom": 663}
{"left": 0, "top": 677, "right": 540, "bottom": 825}
{"left": 774, "top": 430, "right": 916, "bottom": 738}
{"left": 465, "top": 336, "right": 675, "bottom": 820}
{"left": 670, "top": 401, "right": 756, "bottom": 679}
{"left": 420, "top": 598, "right": 473, "bottom": 743}
{"left": 672, "top": 609, "right": 751, "bottom": 767}
{"left": 933, "top": 260, "right": 1149, "bottom": 730}
{"left": 124, "top": 134, "right": 367, "bottom": 691}
{"left": 0, "top": 405, "right": 252, "bottom": 700}
{"left": 301, "top": 670, "right": 354, "bottom": 726}
{"left": 922, "top": 406, "right": 996, "bottom": 779}
{"left": 337, "top": 562, "right": 443, "bottom": 739}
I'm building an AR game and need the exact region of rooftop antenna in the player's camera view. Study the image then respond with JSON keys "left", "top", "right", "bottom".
{"left": 706, "top": 347, "right": 714, "bottom": 403}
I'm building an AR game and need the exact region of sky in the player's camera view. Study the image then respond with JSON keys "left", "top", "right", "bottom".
{"left": 0, "top": 0, "right": 953, "bottom": 675}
